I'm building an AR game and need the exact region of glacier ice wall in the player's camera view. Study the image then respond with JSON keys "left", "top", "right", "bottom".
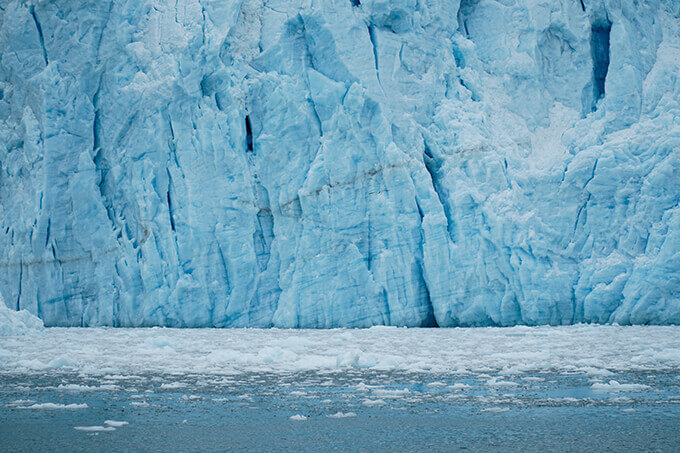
{"left": 0, "top": 0, "right": 679, "bottom": 327}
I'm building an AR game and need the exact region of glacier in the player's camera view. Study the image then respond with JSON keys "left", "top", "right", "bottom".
{"left": 0, "top": 0, "right": 679, "bottom": 327}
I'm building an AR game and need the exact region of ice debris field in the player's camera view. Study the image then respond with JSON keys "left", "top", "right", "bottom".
{"left": 2, "top": 317, "right": 680, "bottom": 427}
{"left": 1, "top": 0, "right": 679, "bottom": 328}
{"left": 3, "top": 324, "right": 680, "bottom": 378}
{"left": 2, "top": 307, "right": 680, "bottom": 450}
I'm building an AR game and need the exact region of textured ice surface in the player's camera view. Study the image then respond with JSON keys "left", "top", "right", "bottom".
{"left": 0, "top": 294, "right": 43, "bottom": 335}
{"left": 0, "top": 0, "right": 679, "bottom": 326}
{"left": 2, "top": 326, "right": 679, "bottom": 376}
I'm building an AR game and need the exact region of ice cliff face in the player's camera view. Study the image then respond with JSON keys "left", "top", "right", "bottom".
{"left": 1, "top": 0, "right": 679, "bottom": 327}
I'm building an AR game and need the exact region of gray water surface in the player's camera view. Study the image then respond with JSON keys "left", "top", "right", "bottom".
{"left": 2, "top": 370, "right": 679, "bottom": 452}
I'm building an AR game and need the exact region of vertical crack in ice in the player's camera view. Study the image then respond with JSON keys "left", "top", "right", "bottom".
{"left": 572, "top": 158, "right": 598, "bottom": 236}
{"left": 29, "top": 6, "right": 48, "bottom": 66}
{"left": 590, "top": 20, "right": 612, "bottom": 110}
{"left": 457, "top": 0, "right": 475, "bottom": 38}
{"left": 164, "top": 112, "right": 184, "bottom": 276}
{"left": 166, "top": 170, "right": 176, "bottom": 232}
{"left": 44, "top": 218, "right": 50, "bottom": 247}
{"left": 92, "top": 79, "right": 117, "bottom": 230}
{"left": 414, "top": 198, "right": 438, "bottom": 327}
{"left": 307, "top": 97, "right": 323, "bottom": 137}
{"left": 245, "top": 115, "right": 254, "bottom": 153}
{"left": 244, "top": 113, "right": 275, "bottom": 275}
{"left": 254, "top": 205, "right": 273, "bottom": 273}
{"left": 367, "top": 25, "right": 385, "bottom": 93}
{"left": 213, "top": 229, "right": 231, "bottom": 294}
{"left": 16, "top": 260, "right": 22, "bottom": 310}
{"left": 365, "top": 213, "right": 373, "bottom": 272}
{"left": 579, "top": 0, "right": 586, "bottom": 12}
{"left": 423, "top": 143, "right": 453, "bottom": 240}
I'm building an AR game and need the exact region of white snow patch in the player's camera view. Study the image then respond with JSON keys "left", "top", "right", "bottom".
{"left": 289, "top": 414, "right": 307, "bottom": 421}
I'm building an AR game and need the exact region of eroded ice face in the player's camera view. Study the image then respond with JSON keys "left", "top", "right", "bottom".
{"left": 1, "top": 0, "right": 678, "bottom": 328}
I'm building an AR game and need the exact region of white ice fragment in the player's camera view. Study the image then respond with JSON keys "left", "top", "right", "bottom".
{"left": 161, "top": 382, "right": 188, "bottom": 389}
{"left": 362, "top": 399, "right": 386, "bottom": 407}
{"left": 104, "top": 420, "right": 129, "bottom": 427}
{"left": 590, "top": 380, "right": 651, "bottom": 392}
{"left": 481, "top": 407, "right": 509, "bottom": 413}
{"left": 327, "top": 412, "right": 357, "bottom": 418}
{"left": 371, "top": 388, "right": 410, "bottom": 398}
{"left": 75, "top": 426, "right": 116, "bottom": 432}
{"left": 23, "top": 403, "right": 88, "bottom": 410}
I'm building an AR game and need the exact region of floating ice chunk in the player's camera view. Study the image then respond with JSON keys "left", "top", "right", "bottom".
{"left": 8, "top": 399, "right": 35, "bottom": 406}
{"left": 75, "top": 426, "right": 115, "bottom": 432}
{"left": 427, "top": 382, "right": 447, "bottom": 387}
{"left": 327, "top": 412, "right": 357, "bottom": 418}
{"left": 362, "top": 399, "right": 386, "bottom": 407}
{"left": 104, "top": 420, "right": 129, "bottom": 427}
{"left": 0, "top": 296, "right": 43, "bottom": 336}
{"left": 371, "top": 388, "right": 411, "bottom": 398}
{"left": 56, "top": 384, "right": 119, "bottom": 392}
{"left": 354, "top": 383, "right": 371, "bottom": 392}
{"left": 486, "top": 379, "right": 519, "bottom": 387}
{"left": 450, "top": 383, "right": 471, "bottom": 391}
{"left": 481, "top": 407, "right": 509, "bottom": 413}
{"left": 23, "top": 403, "right": 88, "bottom": 410}
{"left": 591, "top": 380, "right": 651, "bottom": 392}
{"left": 160, "top": 382, "right": 188, "bottom": 389}
{"left": 47, "top": 357, "right": 79, "bottom": 368}
{"left": 289, "top": 414, "right": 307, "bottom": 421}
{"left": 144, "top": 336, "right": 176, "bottom": 348}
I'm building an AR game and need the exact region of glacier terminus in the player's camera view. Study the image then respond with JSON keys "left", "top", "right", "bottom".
{"left": 0, "top": 0, "right": 679, "bottom": 327}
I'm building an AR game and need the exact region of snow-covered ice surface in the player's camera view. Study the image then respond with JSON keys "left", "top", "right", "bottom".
{"left": 2, "top": 326, "right": 680, "bottom": 451}
{"left": 1, "top": 0, "right": 680, "bottom": 328}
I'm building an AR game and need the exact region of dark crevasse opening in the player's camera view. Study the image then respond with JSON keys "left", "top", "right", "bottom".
{"left": 579, "top": 0, "right": 586, "bottom": 12}
{"left": 245, "top": 115, "right": 253, "bottom": 153}
{"left": 457, "top": 0, "right": 478, "bottom": 38}
{"left": 349, "top": 0, "right": 360, "bottom": 6}
{"left": 166, "top": 190, "right": 175, "bottom": 231}
{"left": 590, "top": 20, "right": 611, "bottom": 110}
